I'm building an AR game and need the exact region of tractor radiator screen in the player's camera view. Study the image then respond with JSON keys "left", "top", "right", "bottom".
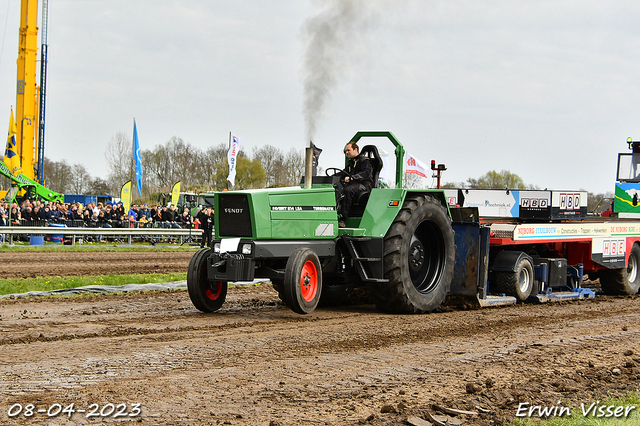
{"left": 218, "top": 194, "right": 252, "bottom": 237}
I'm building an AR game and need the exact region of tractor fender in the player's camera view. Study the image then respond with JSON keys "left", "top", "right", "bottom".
{"left": 360, "top": 189, "right": 452, "bottom": 238}
{"left": 490, "top": 250, "right": 533, "bottom": 273}
{"left": 405, "top": 189, "right": 450, "bottom": 214}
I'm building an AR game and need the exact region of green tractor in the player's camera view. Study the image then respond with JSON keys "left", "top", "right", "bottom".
{"left": 187, "top": 131, "right": 459, "bottom": 314}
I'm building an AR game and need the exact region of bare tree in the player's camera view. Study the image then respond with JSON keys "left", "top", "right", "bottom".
{"left": 143, "top": 143, "right": 173, "bottom": 191}
{"left": 70, "top": 164, "right": 92, "bottom": 194}
{"left": 34, "top": 159, "right": 111, "bottom": 196}
{"left": 253, "top": 145, "right": 284, "bottom": 187}
{"left": 105, "top": 132, "right": 132, "bottom": 194}
{"left": 42, "top": 158, "right": 72, "bottom": 193}
{"left": 403, "top": 172, "right": 426, "bottom": 189}
{"left": 140, "top": 136, "right": 211, "bottom": 194}
{"left": 283, "top": 148, "right": 305, "bottom": 186}
{"left": 88, "top": 177, "right": 111, "bottom": 195}
{"left": 199, "top": 143, "right": 229, "bottom": 190}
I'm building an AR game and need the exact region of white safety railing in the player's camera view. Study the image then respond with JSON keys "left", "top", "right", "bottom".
{"left": 0, "top": 226, "right": 205, "bottom": 245}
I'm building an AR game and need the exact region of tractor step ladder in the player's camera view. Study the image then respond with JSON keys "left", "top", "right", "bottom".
{"left": 342, "top": 235, "right": 388, "bottom": 283}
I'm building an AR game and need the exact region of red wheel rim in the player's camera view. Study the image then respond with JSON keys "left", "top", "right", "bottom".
{"left": 300, "top": 260, "right": 318, "bottom": 302}
{"left": 205, "top": 281, "right": 223, "bottom": 300}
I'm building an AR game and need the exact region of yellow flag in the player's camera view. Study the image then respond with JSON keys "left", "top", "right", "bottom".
{"left": 120, "top": 180, "right": 132, "bottom": 214}
{"left": 171, "top": 181, "right": 181, "bottom": 206}
{"left": 4, "top": 109, "right": 19, "bottom": 175}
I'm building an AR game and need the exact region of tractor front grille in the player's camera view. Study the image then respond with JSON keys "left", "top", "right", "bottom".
{"left": 218, "top": 194, "right": 252, "bottom": 237}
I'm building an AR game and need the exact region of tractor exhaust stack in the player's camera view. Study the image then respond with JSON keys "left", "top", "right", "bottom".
{"left": 304, "top": 146, "right": 313, "bottom": 189}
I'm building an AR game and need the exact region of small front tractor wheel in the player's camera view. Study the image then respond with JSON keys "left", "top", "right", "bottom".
{"left": 600, "top": 243, "right": 640, "bottom": 295}
{"left": 374, "top": 194, "right": 455, "bottom": 314}
{"left": 283, "top": 247, "right": 323, "bottom": 314}
{"left": 187, "top": 248, "right": 228, "bottom": 312}
{"left": 494, "top": 255, "right": 534, "bottom": 301}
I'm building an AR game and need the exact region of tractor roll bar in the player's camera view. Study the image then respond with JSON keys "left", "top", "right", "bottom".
{"left": 349, "top": 131, "right": 405, "bottom": 189}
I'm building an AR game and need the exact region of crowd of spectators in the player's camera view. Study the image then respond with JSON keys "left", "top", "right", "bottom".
{"left": 0, "top": 199, "right": 212, "bottom": 231}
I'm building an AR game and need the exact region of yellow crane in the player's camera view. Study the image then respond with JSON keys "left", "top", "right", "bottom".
{"left": 0, "top": 0, "right": 61, "bottom": 204}
{"left": 14, "top": 0, "right": 40, "bottom": 182}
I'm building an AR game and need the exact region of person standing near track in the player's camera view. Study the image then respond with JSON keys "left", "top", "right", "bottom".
{"left": 196, "top": 207, "right": 213, "bottom": 248}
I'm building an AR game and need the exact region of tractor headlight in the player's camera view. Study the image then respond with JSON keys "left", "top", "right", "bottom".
{"left": 241, "top": 243, "right": 252, "bottom": 255}
{"left": 213, "top": 242, "right": 221, "bottom": 253}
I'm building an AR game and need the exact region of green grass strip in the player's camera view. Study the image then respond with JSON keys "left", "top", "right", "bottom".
{"left": 0, "top": 273, "right": 187, "bottom": 296}
{"left": 508, "top": 392, "right": 640, "bottom": 425}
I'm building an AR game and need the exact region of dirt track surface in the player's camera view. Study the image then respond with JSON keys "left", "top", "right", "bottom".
{"left": 1, "top": 262, "right": 640, "bottom": 426}
{"left": 0, "top": 250, "right": 195, "bottom": 278}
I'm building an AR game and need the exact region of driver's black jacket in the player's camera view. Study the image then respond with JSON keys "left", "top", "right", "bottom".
{"left": 343, "top": 154, "right": 374, "bottom": 191}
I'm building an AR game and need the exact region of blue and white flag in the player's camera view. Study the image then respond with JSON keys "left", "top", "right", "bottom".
{"left": 227, "top": 133, "right": 241, "bottom": 186}
{"left": 133, "top": 119, "right": 142, "bottom": 196}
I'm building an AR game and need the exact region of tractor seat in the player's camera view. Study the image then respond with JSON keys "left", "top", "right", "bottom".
{"left": 354, "top": 145, "right": 383, "bottom": 205}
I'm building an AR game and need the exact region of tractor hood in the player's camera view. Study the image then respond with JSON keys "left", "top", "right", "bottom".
{"left": 215, "top": 187, "right": 339, "bottom": 240}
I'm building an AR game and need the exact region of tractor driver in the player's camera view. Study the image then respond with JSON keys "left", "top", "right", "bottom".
{"left": 337, "top": 141, "right": 373, "bottom": 227}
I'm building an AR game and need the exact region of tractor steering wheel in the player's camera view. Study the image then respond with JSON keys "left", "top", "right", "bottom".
{"left": 325, "top": 167, "right": 350, "bottom": 179}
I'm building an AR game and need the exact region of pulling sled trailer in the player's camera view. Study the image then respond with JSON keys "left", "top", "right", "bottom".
{"left": 448, "top": 137, "right": 640, "bottom": 306}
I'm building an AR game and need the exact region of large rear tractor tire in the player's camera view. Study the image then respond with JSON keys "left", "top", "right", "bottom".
{"left": 493, "top": 255, "right": 534, "bottom": 301}
{"left": 187, "top": 248, "right": 228, "bottom": 312}
{"left": 600, "top": 243, "right": 640, "bottom": 295}
{"left": 283, "top": 247, "right": 323, "bottom": 314}
{"left": 373, "top": 195, "right": 455, "bottom": 314}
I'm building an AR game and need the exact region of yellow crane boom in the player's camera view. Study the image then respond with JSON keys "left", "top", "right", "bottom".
{"left": 15, "top": 0, "right": 39, "bottom": 181}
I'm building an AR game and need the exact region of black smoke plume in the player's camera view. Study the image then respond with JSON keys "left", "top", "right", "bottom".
{"left": 302, "top": 0, "right": 375, "bottom": 143}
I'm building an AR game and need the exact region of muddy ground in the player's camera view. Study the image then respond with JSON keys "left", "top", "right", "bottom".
{"left": 0, "top": 250, "right": 195, "bottom": 279}
{"left": 1, "top": 250, "right": 639, "bottom": 425}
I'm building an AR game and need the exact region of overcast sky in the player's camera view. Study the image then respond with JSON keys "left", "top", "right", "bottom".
{"left": 0, "top": 0, "right": 639, "bottom": 194}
